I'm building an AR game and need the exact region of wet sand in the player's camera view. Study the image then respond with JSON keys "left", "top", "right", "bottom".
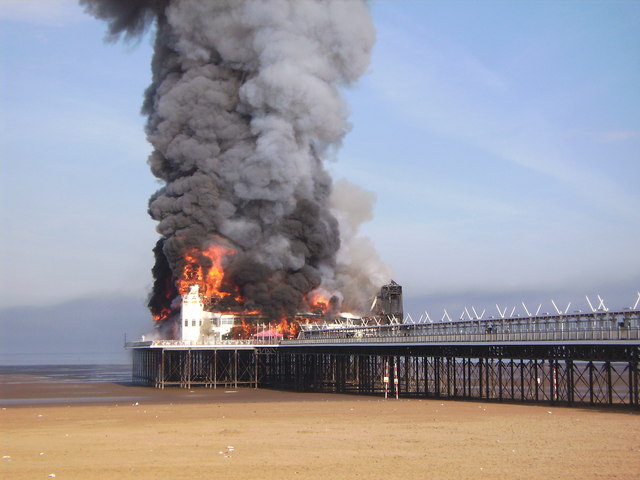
{"left": 1, "top": 375, "right": 639, "bottom": 480}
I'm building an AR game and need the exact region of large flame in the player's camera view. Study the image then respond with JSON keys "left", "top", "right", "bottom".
{"left": 176, "top": 243, "right": 235, "bottom": 299}
{"left": 153, "top": 241, "right": 335, "bottom": 337}
{"left": 306, "top": 289, "right": 336, "bottom": 314}
{"left": 152, "top": 305, "right": 172, "bottom": 322}
{"left": 276, "top": 318, "right": 300, "bottom": 338}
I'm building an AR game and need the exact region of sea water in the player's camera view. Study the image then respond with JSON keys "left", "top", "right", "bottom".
{"left": 0, "top": 364, "right": 131, "bottom": 384}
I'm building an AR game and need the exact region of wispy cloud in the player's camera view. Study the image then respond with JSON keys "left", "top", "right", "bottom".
{"left": 369, "top": 9, "right": 640, "bottom": 222}
{"left": 597, "top": 130, "right": 640, "bottom": 143}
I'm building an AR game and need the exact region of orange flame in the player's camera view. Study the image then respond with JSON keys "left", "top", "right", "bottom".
{"left": 306, "top": 290, "right": 331, "bottom": 314}
{"left": 229, "top": 319, "right": 255, "bottom": 339}
{"left": 276, "top": 318, "right": 301, "bottom": 339}
{"left": 166, "top": 241, "right": 326, "bottom": 337}
{"left": 176, "top": 243, "right": 236, "bottom": 299}
{"left": 152, "top": 306, "right": 172, "bottom": 322}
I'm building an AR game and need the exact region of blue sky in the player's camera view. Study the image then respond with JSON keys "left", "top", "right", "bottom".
{"left": 1, "top": 0, "right": 639, "bottom": 327}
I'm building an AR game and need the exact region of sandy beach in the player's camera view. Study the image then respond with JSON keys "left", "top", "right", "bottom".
{"left": 1, "top": 376, "right": 639, "bottom": 480}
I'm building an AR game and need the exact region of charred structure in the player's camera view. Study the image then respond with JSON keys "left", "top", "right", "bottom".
{"left": 372, "top": 280, "right": 403, "bottom": 322}
{"left": 177, "top": 281, "right": 404, "bottom": 343}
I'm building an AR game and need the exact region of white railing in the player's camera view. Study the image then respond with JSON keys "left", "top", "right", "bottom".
{"left": 125, "top": 310, "right": 640, "bottom": 348}
{"left": 288, "top": 310, "right": 640, "bottom": 345}
{"left": 126, "top": 338, "right": 281, "bottom": 348}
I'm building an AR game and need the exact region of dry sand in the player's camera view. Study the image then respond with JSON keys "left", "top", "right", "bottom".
{"left": 1, "top": 378, "right": 639, "bottom": 480}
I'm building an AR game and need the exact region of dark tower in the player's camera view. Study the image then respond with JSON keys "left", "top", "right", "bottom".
{"left": 375, "top": 280, "right": 403, "bottom": 323}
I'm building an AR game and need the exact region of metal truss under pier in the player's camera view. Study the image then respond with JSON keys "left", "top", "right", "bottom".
{"left": 129, "top": 341, "right": 639, "bottom": 408}
{"left": 259, "top": 342, "right": 639, "bottom": 408}
{"left": 130, "top": 342, "right": 258, "bottom": 389}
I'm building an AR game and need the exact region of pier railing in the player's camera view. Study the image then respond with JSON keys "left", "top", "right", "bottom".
{"left": 126, "top": 338, "right": 280, "bottom": 348}
{"left": 125, "top": 310, "right": 640, "bottom": 348}
{"left": 289, "top": 310, "right": 640, "bottom": 345}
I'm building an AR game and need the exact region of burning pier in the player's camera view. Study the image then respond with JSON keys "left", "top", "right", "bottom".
{"left": 128, "top": 302, "right": 640, "bottom": 409}
{"left": 85, "top": 0, "right": 396, "bottom": 378}
{"left": 127, "top": 280, "right": 405, "bottom": 388}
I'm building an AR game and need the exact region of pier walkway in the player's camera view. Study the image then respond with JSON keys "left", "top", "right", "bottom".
{"left": 128, "top": 308, "right": 640, "bottom": 408}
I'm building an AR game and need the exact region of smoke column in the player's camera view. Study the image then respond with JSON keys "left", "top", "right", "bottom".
{"left": 82, "top": 0, "right": 390, "bottom": 331}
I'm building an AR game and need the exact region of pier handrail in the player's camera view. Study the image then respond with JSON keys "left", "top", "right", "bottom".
{"left": 288, "top": 309, "right": 640, "bottom": 345}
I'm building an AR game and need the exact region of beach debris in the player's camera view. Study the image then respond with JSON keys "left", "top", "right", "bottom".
{"left": 48, "top": 474, "right": 56, "bottom": 478}
{"left": 40, "top": 452, "right": 45, "bottom": 456}
{"left": 132, "top": 402, "right": 139, "bottom": 406}
{"left": 547, "top": 411, "right": 552, "bottom": 414}
{"left": 37, "top": 414, "right": 43, "bottom": 418}
{"left": 2, "top": 455, "right": 11, "bottom": 461}
{"left": 219, "top": 445, "right": 235, "bottom": 458}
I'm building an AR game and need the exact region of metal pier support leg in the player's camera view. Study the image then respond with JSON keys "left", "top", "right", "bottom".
{"left": 498, "top": 358, "right": 503, "bottom": 402}
{"left": 533, "top": 359, "right": 540, "bottom": 402}
{"left": 446, "top": 357, "right": 452, "bottom": 397}
{"left": 434, "top": 357, "right": 441, "bottom": 397}
{"left": 234, "top": 349, "right": 238, "bottom": 389}
{"left": 550, "top": 359, "right": 556, "bottom": 405}
{"left": 567, "top": 360, "right": 574, "bottom": 406}
{"left": 606, "top": 361, "right": 613, "bottom": 405}
{"left": 187, "top": 349, "right": 192, "bottom": 389}
{"left": 462, "top": 358, "right": 467, "bottom": 398}
{"left": 478, "top": 358, "right": 483, "bottom": 400}
{"left": 589, "top": 361, "right": 594, "bottom": 405}
{"left": 510, "top": 361, "right": 515, "bottom": 400}
{"left": 520, "top": 360, "right": 525, "bottom": 401}
{"left": 633, "top": 360, "right": 639, "bottom": 406}
{"left": 485, "top": 359, "right": 491, "bottom": 399}
{"left": 424, "top": 357, "right": 430, "bottom": 396}
{"left": 160, "top": 349, "right": 165, "bottom": 390}
{"left": 254, "top": 350, "right": 259, "bottom": 389}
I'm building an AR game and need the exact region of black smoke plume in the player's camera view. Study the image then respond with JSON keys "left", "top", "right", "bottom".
{"left": 82, "top": 0, "right": 390, "bottom": 333}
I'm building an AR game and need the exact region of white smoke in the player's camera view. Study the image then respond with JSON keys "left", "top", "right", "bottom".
{"left": 330, "top": 179, "right": 393, "bottom": 311}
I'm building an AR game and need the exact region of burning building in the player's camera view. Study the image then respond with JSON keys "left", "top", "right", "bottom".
{"left": 179, "top": 280, "right": 403, "bottom": 343}
{"left": 83, "top": 0, "right": 392, "bottom": 338}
